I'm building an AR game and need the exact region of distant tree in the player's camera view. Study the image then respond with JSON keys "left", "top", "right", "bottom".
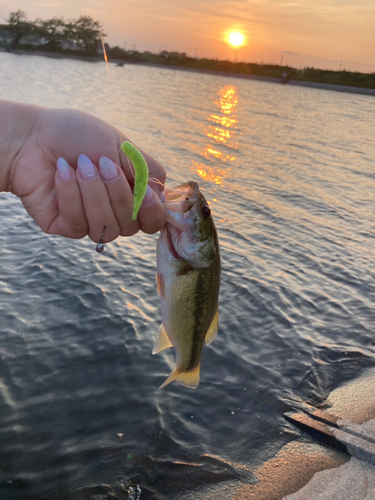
{"left": 65, "top": 15, "right": 106, "bottom": 54}
{"left": 170, "top": 51, "right": 186, "bottom": 58}
{"left": 107, "top": 45, "right": 129, "bottom": 60}
{"left": 4, "top": 10, "right": 34, "bottom": 49}
{"left": 35, "top": 17, "right": 65, "bottom": 49}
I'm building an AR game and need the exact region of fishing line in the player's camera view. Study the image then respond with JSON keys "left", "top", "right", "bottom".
{"left": 126, "top": 156, "right": 135, "bottom": 179}
{"left": 125, "top": 157, "right": 188, "bottom": 198}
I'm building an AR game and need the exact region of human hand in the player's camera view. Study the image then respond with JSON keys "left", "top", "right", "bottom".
{"left": 2, "top": 101, "right": 166, "bottom": 242}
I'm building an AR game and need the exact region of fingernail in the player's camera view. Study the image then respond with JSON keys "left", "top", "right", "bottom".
{"left": 143, "top": 185, "right": 154, "bottom": 203}
{"left": 99, "top": 157, "right": 118, "bottom": 181}
{"left": 56, "top": 157, "right": 72, "bottom": 182}
{"left": 78, "top": 154, "right": 96, "bottom": 179}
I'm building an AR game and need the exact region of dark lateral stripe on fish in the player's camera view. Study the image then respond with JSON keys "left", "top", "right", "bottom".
{"left": 186, "top": 228, "right": 220, "bottom": 371}
{"left": 187, "top": 270, "right": 207, "bottom": 371}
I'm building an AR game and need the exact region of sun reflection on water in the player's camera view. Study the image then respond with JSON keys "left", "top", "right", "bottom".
{"left": 192, "top": 85, "right": 239, "bottom": 188}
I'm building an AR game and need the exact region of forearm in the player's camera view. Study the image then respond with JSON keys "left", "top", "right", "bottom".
{"left": 0, "top": 100, "right": 41, "bottom": 193}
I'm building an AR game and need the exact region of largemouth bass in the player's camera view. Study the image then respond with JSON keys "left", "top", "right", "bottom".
{"left": 154, "top": 181, "right": 221, "bottom": 389}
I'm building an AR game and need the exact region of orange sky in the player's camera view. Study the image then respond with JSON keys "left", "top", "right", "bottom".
{"left": 1, "top": 0, "right": 374, "bottom": 72}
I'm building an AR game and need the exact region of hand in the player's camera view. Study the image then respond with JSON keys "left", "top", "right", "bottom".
{"left": 3, "top": 102, "right": 166, "bottom": 242}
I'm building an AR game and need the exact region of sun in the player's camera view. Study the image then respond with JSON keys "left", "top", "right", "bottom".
{"left": 227, "top": 32, "right": 245, "bottom": 47}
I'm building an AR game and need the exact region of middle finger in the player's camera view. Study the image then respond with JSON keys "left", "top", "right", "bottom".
{"left": 76, "top": 154, "right": 120, "bottom": 243}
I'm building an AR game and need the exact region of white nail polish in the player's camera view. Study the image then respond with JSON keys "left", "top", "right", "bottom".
{"left": 99, "top": 157, "right": 118, "bottom": 180}
{"left": 78, "top": 154, "right": 95, "bottom": 179}
{"left": 56, "top": 157, "right": 72, "bottom": 182}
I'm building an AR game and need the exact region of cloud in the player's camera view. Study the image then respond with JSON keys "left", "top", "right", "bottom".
{"left": 34, "top": 2, "right": 62, "bottom": 5}
{"left": 0, "top": 1, "right": 17, "bottom": 9}
{"left": 282, "top": 50, "right": 302, "bottom": 56}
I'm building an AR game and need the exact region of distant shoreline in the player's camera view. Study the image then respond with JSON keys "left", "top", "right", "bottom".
{"left": 2, "top": 48, "right": 375, "bottom": 97}
{"left": 136, "top": 62, "right": 375, "bottom": 96}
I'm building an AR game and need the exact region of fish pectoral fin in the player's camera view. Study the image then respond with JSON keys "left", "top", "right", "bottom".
{"left": 156, "top": 272, "right": 165, "bottom": 298}
{"left": 205, "top": 308, "right": 219, "bottom": 345}
{"left": 158, "top": 364, "right": 201, "bottom": 390}
{"left": 176, "top": 261, "right": 193, "bottom": 276}
{"left": 152, "top": 324, "right": 173, "bottom": 355}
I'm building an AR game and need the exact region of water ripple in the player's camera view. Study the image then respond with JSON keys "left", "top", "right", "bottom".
{"left": 0, "top": 54, "right": 374, "bottom": 499}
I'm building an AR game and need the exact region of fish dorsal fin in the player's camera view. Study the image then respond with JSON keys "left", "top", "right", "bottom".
{"left": 158, "top": 364, "right": 201, "bottom": 390}
{"left": 152, "top": 324, "right": 173, "bottom": 355}
{"left": 156, "top": 272, "right": 165, "bottom": 298}
{"left": 205, "top": 308, "right": 219, "bottom": 345}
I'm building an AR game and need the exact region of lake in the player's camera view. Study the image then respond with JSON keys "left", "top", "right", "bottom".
{"left": 0, "top": 53, "right": 374, "bottom": 499}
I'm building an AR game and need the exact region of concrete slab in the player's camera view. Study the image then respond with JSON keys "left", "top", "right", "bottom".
{"left": 232, "top": 442, "right": 347, "bottom": 500}
{"left": 233, "top": 368, "right": 375, "bottom": 500}
{"left": 280, "top": 367, "right": 375, "bottom": 500}
{"left": 327, "top": 368, "right": 375, "bottom": 424}
{"left": 333, "top": 421, "right": 375, "bottom": 466}
{"left": 283, "top": 456, "right": 375, "bottom": 500}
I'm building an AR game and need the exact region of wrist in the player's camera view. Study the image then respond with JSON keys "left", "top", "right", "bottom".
{"left": 0, "top": 100, "right": 42, "bottom": 193}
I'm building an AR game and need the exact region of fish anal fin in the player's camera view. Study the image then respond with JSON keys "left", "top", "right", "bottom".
{"left": 156, "top": 272, "right": 165, "bottom": 298}
{"left": 152, "top": 324, "right": 173, "bottom": 355}
{"left": 205, "top": 308, "right": 219, "bottom": 345}
{"left": 158, "top": 364, "right": 200, "bottom": 390}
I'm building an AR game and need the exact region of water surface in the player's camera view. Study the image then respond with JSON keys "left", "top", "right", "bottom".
{"left": 0, "top": 53, "right": 374, "bottom": 499}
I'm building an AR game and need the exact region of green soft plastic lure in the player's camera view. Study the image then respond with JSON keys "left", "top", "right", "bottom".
{"left": 121, "top": 141, "right": 149, "bottom": 220}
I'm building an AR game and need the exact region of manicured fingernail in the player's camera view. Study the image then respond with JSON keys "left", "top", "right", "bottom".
{"left": 143, "top": 185, "right": 154, "bottom": 203}
{"left": 56, "top": 157, "right": 72, "bottom": 182}
{"left": 99, "top": 157, "right": 118, "bottom": 181}
{"left": 78, "top": 154, "right": 95, "bottom": 179}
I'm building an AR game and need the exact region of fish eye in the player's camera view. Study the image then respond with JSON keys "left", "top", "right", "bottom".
{"left": 201, "top": 205, "right": 211, "bottom": 219}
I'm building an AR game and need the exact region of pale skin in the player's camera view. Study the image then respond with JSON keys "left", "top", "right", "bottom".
{"left": 0, "top": 99, "right": 166, "bottom": 243}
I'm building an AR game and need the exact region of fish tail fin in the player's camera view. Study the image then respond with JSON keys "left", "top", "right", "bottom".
{"left": 158, "top": 364, "right": 201, "bottom": 390}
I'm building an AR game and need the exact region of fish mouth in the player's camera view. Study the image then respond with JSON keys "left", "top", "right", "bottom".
{"left": 162, "top": 181, "right": 200, "bottom": 212}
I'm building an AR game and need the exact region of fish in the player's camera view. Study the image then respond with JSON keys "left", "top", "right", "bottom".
{"left": 154, "top": 181, "right": 221, "bottom": 389}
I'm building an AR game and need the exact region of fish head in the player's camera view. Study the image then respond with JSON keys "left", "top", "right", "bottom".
{"left": 162, "top": 181, "right": 217, "bottom": 268}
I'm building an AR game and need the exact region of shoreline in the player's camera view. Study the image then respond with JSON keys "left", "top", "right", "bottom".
{"left": 234, "top": 367, "right": 375, "bottom": 499}
{"left": 142, "top": 62, "right": 375, "bottom": 96}
{"left": 2, "top": 48, "right": 375, "bottom": 97}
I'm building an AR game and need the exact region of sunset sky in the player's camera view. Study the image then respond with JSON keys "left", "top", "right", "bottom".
{"left": 1, "top": 0, "right": 374, "bottom": 72}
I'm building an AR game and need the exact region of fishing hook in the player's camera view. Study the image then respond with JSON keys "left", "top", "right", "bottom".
{"left": 96, "top": 225, "right": 107, "bottom": 253}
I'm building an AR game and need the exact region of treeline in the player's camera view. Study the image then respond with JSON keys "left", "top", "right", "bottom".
{"left": 0, "top": 10, "right": 105, "bottom": 55}
{"left": 293, "top": 67, "right": 375, "bottom": 89}
{"left": 1, "top": 10, "right": 374, "bottom": 89}
{"left": 105, "top": 48, "right": 375, "bottom": 89}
